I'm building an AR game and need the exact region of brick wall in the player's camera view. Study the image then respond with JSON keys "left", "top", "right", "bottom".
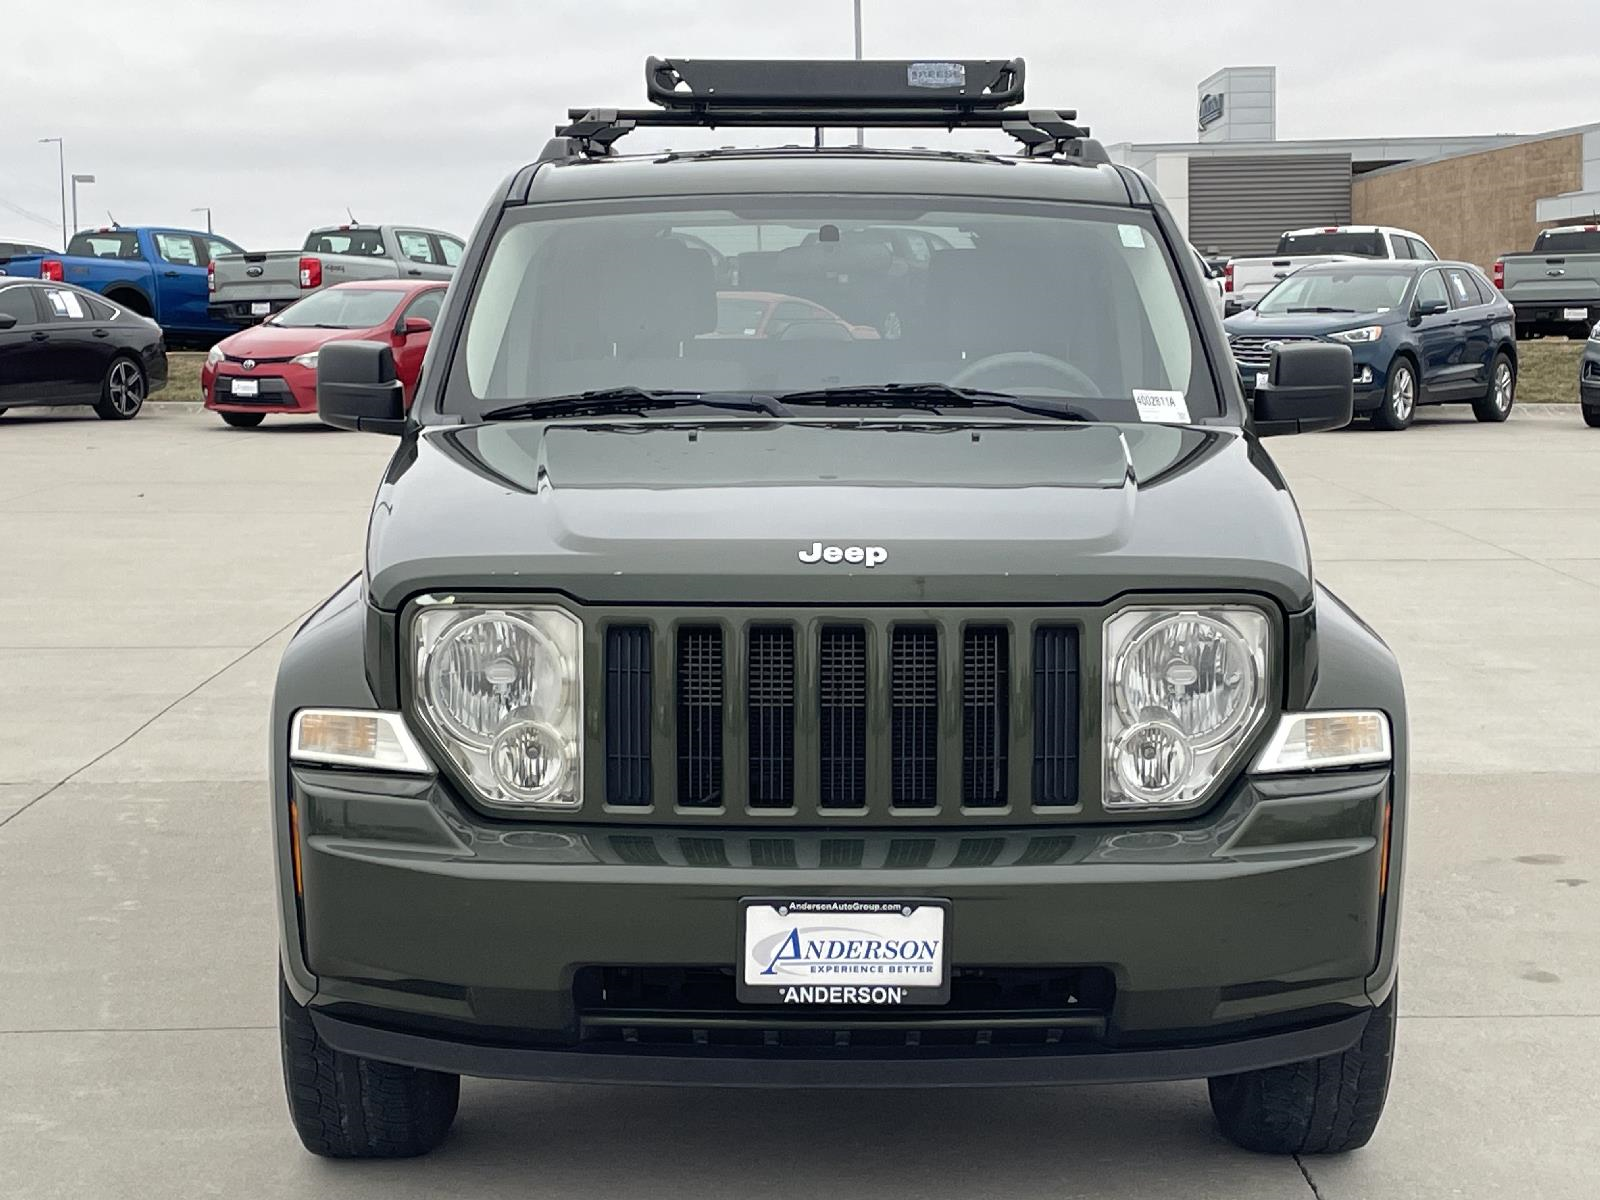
{"left": 1352, "top": 134, "right": 1583, "bottom": 270}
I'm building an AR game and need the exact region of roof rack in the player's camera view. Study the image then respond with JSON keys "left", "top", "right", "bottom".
{"left": 543, "top": 57, "right": 1106, "bottom": 164}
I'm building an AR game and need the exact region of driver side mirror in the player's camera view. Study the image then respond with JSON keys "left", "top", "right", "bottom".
{"left": 318, "top": 340, "right": 406, "bottom": 435}
{"left": 0, "top": 313, "right": 16, "bottom": 331}
{"left": 1252, "top": 342, "right": 1353, "bottom": 437}
{"left": 396, "top": 316, "right": 432, "bottom": 337}
{"left": 1413, "top": 297, "right": 1450, "bottom": 319}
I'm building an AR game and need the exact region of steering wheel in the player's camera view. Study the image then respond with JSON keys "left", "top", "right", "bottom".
{"left": 948, "top": 351, "right": 1103, "bottom": 398}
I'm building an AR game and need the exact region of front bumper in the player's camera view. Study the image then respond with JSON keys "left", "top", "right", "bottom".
{"left": 286, "top": 763, "right": 1394, "bottom": 1083}
{"left": 204, "top": 364, "right": 317, "bottom": 413}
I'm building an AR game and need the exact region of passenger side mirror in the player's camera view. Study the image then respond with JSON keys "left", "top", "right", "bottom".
{"left": 1252, "top": 342, "right": 1353, "bottom": 437}
{"left": 397, "top": 316, "right": 432, "bottom": 337}
{"left": 318, "top": 340, "right": 407, "bottom": 435}
{"left": 1414, "top": 297, "right": 1449, "bottom": 319}
{"left": 0, "top": 313, "right": 16, "bottom": 331}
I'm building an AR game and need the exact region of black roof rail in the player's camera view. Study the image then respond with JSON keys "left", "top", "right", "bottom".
{"left": 551, "top": 57, "right": 1103, "bottom": 162}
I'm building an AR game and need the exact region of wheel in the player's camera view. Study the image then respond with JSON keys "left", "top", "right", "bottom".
{"left": 221, "top": 411, "right": 266, "bottom": 428}
{"left": 1208, "top": 988, "right": 1397, "bottom": 1155}
{"left": 94, "top": 357, "right": 146, "bottom": 421}
{"left": 1584, "top": 407, "right": 1600, "bottom": 428}
{"left": 1472, "top": 353, "right": 1515, "bottom": 423}
{"left": 279, "top": 974, "right": 459, "bottom": 1158}
{"left": 1371, "top": 358, "right": 1416, "bottom": 430}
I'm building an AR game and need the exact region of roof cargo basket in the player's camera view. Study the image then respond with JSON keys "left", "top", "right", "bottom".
{"left": 545, "top": 57, "right": 1106, "bottom": 164}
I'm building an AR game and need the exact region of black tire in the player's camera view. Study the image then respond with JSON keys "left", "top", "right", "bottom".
{"left": 221, "top": 411, "right": 266, "bottom": 428}
{"left": 1208, "top": 988, "right": 1397, "bottom": 1155}
{"left": 1371, "top": 358, "right": 1416, "bottom": 431}
{"left": 279, "top": 974, "right": 460, "bottom": 1159}
{"left": 1583, "top": 407, "right": 1600, "bottom": 429}
{"left": 1472, "top": 352, "right": 1515, "bottom": 423}
{"left": 93, "top": 356, "right": 146, "bottom": 421}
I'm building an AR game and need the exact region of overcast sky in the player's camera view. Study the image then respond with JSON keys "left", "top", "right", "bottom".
{"left": 2, "top": 0, "right": 1593, "bottom": 250}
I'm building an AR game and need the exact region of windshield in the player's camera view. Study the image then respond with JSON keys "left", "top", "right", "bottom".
{"left": 1532, "top": 229, "right": 1600, "bottom": 254}
{"left": 303, "top": 229, "right": 387, "bottom": 257}
{"left": 447, "top": 197, "right": 1220, "bottom": 423}
{"left": 270, "top": 287, "right": 404, "bottom": 329}
{"left": 1255, "top": 269, "right": 1411, "bottom": 315}
{"left": 1276, "top": 231, "right": 1385, "bottom": 258}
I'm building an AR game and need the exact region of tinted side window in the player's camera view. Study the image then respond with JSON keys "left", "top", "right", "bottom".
{"left": 437, "top": 236, "right": 464, "bottom": 268}
{"left": 205, "top": 238, "right": 239, "bottom": 264}
{"left": 1390, "top": 236, "right": 1414, "bottom": 260}
{"left": 84, "top": 294, "right": 120, "bottom": 320}
{"left": 396, "top": 231, "right": 439, "bottom": 265}
{"left": 0, "top": 287, "right": 41, "bottom": 325}
{"left": 1415, "top": 271, "right": 1450, "bottom": 310}
{"left": 1465, "top": 270, "right": 1496, "bottom": 305}
{"left": 404, "top": 290, "right": 445, "bottom": 324}
{"left": 41, "top": 288, "right": 94, "bottom": 321}
{"left": 1444, "top": 268, "right": 1479, "bottom": 308}
{"left": 154, "top": 233, "right": 202, "bottom": 266}
{"left": 1410, "top": 238, "right": 1438, "bottom": 261}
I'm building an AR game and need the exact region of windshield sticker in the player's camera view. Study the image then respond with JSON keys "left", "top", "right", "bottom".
{"left": 1118, "top": 224, "right": 1147, "bottom": 250}
{"left": 1133, "top": 389, "right": 1191, "bottom": 424}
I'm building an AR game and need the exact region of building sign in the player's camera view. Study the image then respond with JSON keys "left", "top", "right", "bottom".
{"left": 1198, "top": 92, "right": 1226, "bottom": 131}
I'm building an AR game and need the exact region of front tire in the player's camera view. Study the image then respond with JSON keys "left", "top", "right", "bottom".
{"left": 1472, "top": 353, "right": 1515, "bottom": 423}
{"left": 94, "top": 357, "right": 146, "bottom": 421}
{"left": 221, "top": 411, "right": 266, "bottom": 428}
{"left": 279, "top": 974, "right": 460, "bottom": 1158}
{"left": 1208, "top": 988, "right": 1397, "bottom": 1155}
{"left": 1371, "top": 359, "right": 1416, "bottom": 430}
{"left": 1584, "top": 407, "right": 1600, "bottom": 429}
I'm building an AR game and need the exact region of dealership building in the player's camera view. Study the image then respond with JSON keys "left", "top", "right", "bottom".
{"left": 1108, "top": 67, "right": 1600, "bottom": 268}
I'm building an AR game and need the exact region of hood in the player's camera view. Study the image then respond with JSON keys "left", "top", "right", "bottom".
{"left": 365, "top": 419, "right": 1314, "bottom": 612}
{"left": 1225, "top": 307, "right": 1389, "bottom": 338}
{"left": 219, "top": 323, "right": 378, "bottom": 357}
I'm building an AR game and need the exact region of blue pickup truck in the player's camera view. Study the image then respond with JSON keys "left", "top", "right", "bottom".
{"left": 0, "top": 226, "right": 244, "bottom": 346}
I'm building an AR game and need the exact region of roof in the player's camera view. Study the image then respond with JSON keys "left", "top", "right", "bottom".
{"left": 321, "top": 278, "right": 447, "bottom": 293}
{"left": 518, "top": 149, "right": 1136, "bottom": 207}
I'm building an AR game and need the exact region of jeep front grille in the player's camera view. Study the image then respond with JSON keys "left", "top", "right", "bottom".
{"left": 593, "top": 611, "right": 1082, "bottom": 823}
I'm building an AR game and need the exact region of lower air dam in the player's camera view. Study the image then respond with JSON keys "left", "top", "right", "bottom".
{"left": 782, "top": 985, "right": 907, "bottom": 1004}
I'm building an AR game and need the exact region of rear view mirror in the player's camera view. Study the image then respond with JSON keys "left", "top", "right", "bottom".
{"left": 318, "top": 340, "right": 406, "bottom": 435}
{"left": 1252, "top": 342, "right": 1353, "bottom": 437}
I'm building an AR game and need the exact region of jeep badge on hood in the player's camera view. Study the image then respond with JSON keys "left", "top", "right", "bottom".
{"left": 798, "top": 542, "right": 888, "bottom": 567}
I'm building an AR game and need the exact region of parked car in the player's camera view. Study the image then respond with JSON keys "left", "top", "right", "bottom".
{"left": 273, "top": 56, "right": 1407, "bottom": 1162}
{"left": 708, "top": 290, "right": 881, "bottom": 339}
{"left": 0, "top": 277, "right": 166, "bottom": 419}
{"left": 0, "top": 226, "right": 243, "bottom": 346}
{"left": 0, "top": 239, "right": 55, "bottom": 259}
{"left": 1493, "top": 224, "right": 1600, "bottom": 340}
{"left": 209, "top": 224, "right": 462, "bottom": 327}
{"left": 1580, "top": 322, "right": 1600, "bottom": 427}
{"left": 1225, "top": 226, "right": 1438, "bottom": 316}
{"left": 1226, "top": 259, "right": 1516, "bottom": 430}
{"left": 202, "top": 280, "right": 445, "bottom": 428}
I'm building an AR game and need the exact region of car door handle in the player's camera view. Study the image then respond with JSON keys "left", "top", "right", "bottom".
{"left": 93, "top": 328, "right": 110, "bottom": 338}
{"left": 162, "top": 270, "right": 181, "bottom": 278}
{"left": 405, "top": 268, "right": 422, "bottom": 276}
{"left": 31, "top": 331, "right": 49, "bottom": 342}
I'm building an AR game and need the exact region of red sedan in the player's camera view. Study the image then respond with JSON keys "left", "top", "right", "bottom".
{"left": 202, "top": 279, "right": 445, "bottom": 428}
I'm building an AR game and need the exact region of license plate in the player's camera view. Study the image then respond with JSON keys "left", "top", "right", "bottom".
{"left": 738, "top": 898, "right": 950, "bottom": 1005}
{"left": 231, "top": 378, "right": 259, "bottom": 397}
{"left": 1563, "top": 307, "right": 1589, "bottom": 321}
{"left": 1254, "top": 371, "right": 1269, "bottom": 391}
{"left": 251, "top": 301, "right": 271, "bottom": 316}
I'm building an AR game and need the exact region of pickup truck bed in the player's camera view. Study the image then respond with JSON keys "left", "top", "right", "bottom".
{"left": 210, "top": 224, "right": 460, "bottom": 325}
{"left": 1496, "top": 226, "right": 1600, "bottom": 339}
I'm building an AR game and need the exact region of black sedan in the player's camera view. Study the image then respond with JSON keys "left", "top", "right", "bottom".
{"left": 1226, "top": 260, "right": 1517, "bottom": 431}
{"left": 0, "top": 278, "right": 167, "bottom": 421}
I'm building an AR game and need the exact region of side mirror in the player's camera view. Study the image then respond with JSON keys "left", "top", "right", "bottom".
{"left": 1252, "top": 342, "right": 1353, "bottom": 437}
{"left": 1414, "top": 297, "right": 1449, "bottom": 319}
{"left": 318, "top": 340, "right": 406, "bottom": 435}
{"left": 0, "top": 313, "right": 16, "bottom": 331}
{"left": 396, "top": 316, "right": 432, "bottom": 337}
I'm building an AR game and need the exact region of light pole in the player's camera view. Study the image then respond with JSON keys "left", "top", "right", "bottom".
{"left": 191, "top": 206, "right": 212, "bottom": 234}
{"left": 853, "top": 0, "right": 864, "bottom": 146}
{"left": 39, "top": 137, "right": 66, "bottom": 250}
{"left": 71, "top": 174, "right": 95, "bottom": 235}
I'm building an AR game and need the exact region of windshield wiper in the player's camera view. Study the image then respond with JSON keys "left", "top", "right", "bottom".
{"left": 482, "top": 387, "right": 793, "bottom": 421}
{"left": 1284, "top": 306, "right": 1358, "bottom": 314}
{"left": 774, "top": 382, "right": 1098, "bottom": 422}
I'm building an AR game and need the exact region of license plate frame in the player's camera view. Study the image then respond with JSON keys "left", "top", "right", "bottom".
{"left": 230, "top": 378, "right": 259, "bottom": 398}
{"left": 737, "top": 897, "right": 951, "bottom": 1006}
{"left": 1563, "top": 307, "right": 1589, "bottom": 322}
{"left": 250, "top": 301, "right": 271, "bottom": 316}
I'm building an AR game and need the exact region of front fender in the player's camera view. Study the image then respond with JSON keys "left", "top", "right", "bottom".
{"left": 1308, "top": 582, "right": 1409, "bottom": 1005}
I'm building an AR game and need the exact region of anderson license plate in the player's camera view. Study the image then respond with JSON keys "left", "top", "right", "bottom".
{"left": 738, "top": 898, "right": 950, "bottom": 1006}
{"left": 1563, "top": 307, "right": 1589, "bottom": 322}
{"left": 251, "top": 301, "right": 271, "bottom": 316}
{"left": 230, "top": 378, "right": 259, "bottom": 397}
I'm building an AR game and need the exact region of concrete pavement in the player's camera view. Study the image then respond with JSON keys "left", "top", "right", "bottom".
{"left": 2, "top": 403, "right": 1598, "bottom": 1198}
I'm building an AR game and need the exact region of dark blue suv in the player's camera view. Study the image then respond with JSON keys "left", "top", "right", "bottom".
{"left": 1225, "top": 261, "right": 1516, "bottom": 430}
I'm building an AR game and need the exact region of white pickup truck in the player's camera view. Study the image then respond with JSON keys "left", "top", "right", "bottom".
{"left": 1224, "top": 225, "right": 1438, "bottom": 315}
{"left": 208, "top": 224, "right": 462, "bottom": 325}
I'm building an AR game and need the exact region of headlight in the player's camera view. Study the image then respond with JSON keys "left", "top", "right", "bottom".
{"left": 1328, "top": 325, "right": 1384, "bottom": 344}
{"left": 205, "top": 345, "right": 226, "bottom": 367}
{"left": 290, "top": 708, "right": 431, "bottom": 773}
{"left": 412, "top": 603, "right": 582, "bottom": 810}
{"left": 291, "top": 351, "right": 319, "bottom": 369}
{"left": 1254, "top": 710, "right": 1391, "bottom": 773}
{"left": 1103, "top": 607, "right": 1269, "bottom": 809}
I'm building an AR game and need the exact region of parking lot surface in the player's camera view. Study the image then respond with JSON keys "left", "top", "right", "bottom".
{"left": 2, "top": 404, "right": 1597, "bottom": 1198}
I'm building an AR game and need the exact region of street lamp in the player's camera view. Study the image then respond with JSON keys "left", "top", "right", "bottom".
{"left": 854, "top": 0, "right": 864, "bottom": 146}
{"left": 71, "top": 174, "right": 95, "bottom": 235}
{"left": 191, "top": 206, "right": 213, "bottom": 234}
{"left": 38, "top": 137, "right": 66, "bottom": 250}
